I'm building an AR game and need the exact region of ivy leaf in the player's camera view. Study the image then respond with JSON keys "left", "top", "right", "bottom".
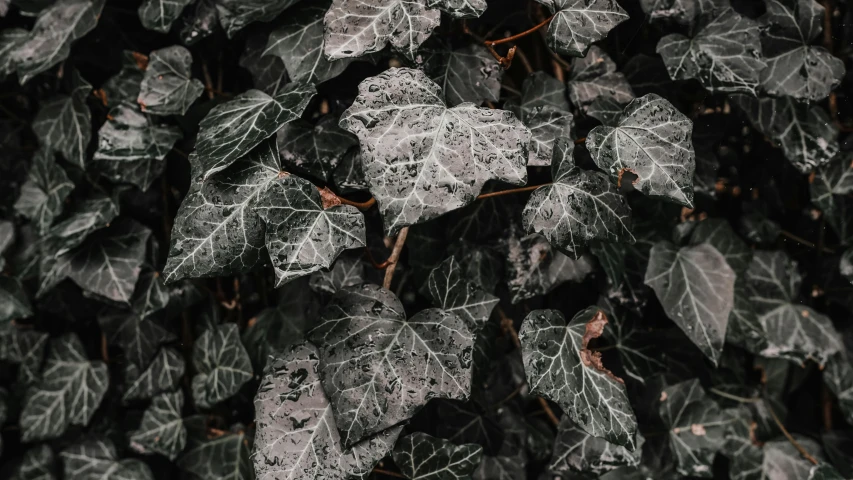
{"left": 824, "top": 352, "right": 853, "bottom": 426}
{"left": 425, "top": 43, "right": 503, "bottom": 107}
{"left": 0, "top": 328, "right": 49, "bottom": 385}
{"left": 277, "top": 116, "right": 358, "bottom": 182}
{"left": 567, "top": 46, "right": 635, "bottom": 112}
{"left": 164, "top": 140, "right": 280, "bottom": 282}
{"left": 733, "top": 95, "right": 838, "bottom": 173}
{"left": 762, "top": 438, "right": 829, "bottom": 480}
{"left": 822, "top": 430, "right": 853, "bottom": 477}
{"left": 506, "top": 72, "right": 572, "bottom": 167}
{"left": 12, "top": 0, "right": 105, "bottom": 84}
{"left": 123, "top": 347, "right": 185, "bottom": 402}
{"left": 726, "top": 285, "right": 769, "bottom": 355}
{"left": 254, "top": 173, "right": 366, "bottom": 286}
{"left": 427, "top": 255, "right": 499, "bottom": 331}
{"left": 137, "top": 46, "right": 204, "bottom": 116}
{"left": 309, "top": 253, "right": 365, "bottom": 295}
{"left": 42, "top": 194, "right": 119, "bottom": 258}
{"left": 0, "top": 276, "right": 32, "bottom": 322}
{"left": 240, "top": 28, "right": 287, "bottom": 95}
{"left": 181, "top": 0, "right": 219, "bottom": 45}
{"left": 333, "top": 148, "right": 368, "bottom": 194}
{"left": 177, "top": 416, "right": 253, "bottom": 480}
{"left": 759, "top": 0, "right": 845, "bottom": 101}
{"left": 644, "top": 241, "right": 736, "bottom": 365}
{"left": 138, "top": 0, "right": 193, "bottom": 33}
{"left": 809, "top": 464, "right": 847, "bottom": 480}
{"left": 13, "top": 150, "right": 73, "bottom": 235}
{"left": 688, "top": 218, "right": 752, "bottom": 274}
{"left": 99, "top": 297, "right": 175, "bottom": 369}
{"left": 340, "top": 67, "right": 530, "bottom": 235}
{"left": 588, "top": 96, "right": 627, "bottom": 126}
{"left": 191, "top": 324, "right": 253, "bottom": 408}
{"left": 504, "top": 231, "right": 594, "bottom": 304}
{"left": 0, "top": 29, "right": 27, "bottom": 79}
{"left": 639, "top": 0, "right": 699, "bottom": 27}
{"left": 20, "top": 333, "right": 109, "bottom": 442}
{"left": 811, "top": 154, "right": 853, "bottom": 245}
{"left": 599, "top": 297, "right": 668, "bottom": 384}
{"left": 519, "top": 306, "right": 638, "bottom": 448}
{"left": 262, "top": 1, "right": 354, "bottom": 84}
{"left": 392, "top": 432, "right": 483, "bottom": 480}
{"left": 506, "top": 71, "right": 570, "bottom": 115}
{"left": 61, "top": 438, "right": 153, "bottom": 480}
{"left": 32, "top": 69, "right": 92, "bottom": 169}
{"left": 193, "top": 82, "right": 316, "bottom": 180}
{"left": 534, "top": 0, "right": 629, "bottom": 57}
{"left": 586, "top": 94, "right": 696, "bottom": 207}
{"left": 307, "top": 284, "right": 475, "bottom": 447}
{"left": 658, "top": 379, "right": 727, "bottom": 478}
{"left": 92, "top": 103, "right": 182, "bottom": 167}
{"left": 216, "top": 0, "right": 302, "bottom": 37}
{"left": 10, "top": 444, "right": 56, "bottom": 480}
{"left": 129, "top": 390, "right": 187, "bottom": 460}
{"left": 549, "top": 417, "right": 644, "bottom": 477}
{"left": 523, "top": 138, "right": 634, "bottom": 257}
{"left": 253, "top": 342, "right": 402, "bottom": 480}
{"left": 101, "top": 51, "right": 145, "bottom": 108}
{"left": 474, "top": 455, "right": 525, "bottom": 480}
{"left": 746, "top": 250, "right": 842, "bottom": 366}
{"left": 657, "top": 7, "right": 764, "bottom": 95}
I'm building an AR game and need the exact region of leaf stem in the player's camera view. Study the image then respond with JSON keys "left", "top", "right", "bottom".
{"left": 101, "top": 333, "right": 109, "bottom": 363}
{"left": 372, "top": 468, "right": 407, "bottom": 479}
{"left": 338, "top": 196, "right": 376, "bottom": 210}
{"left": 780, "top": 230, "right": 835, "bottom": 254}
{"left": 764, "top": 395, "right": 819, "bottom": 465}
{"left": 486, "top": 14, "right": 555, "bottom": 46}
{"left": 538, "top": 397, "right": 560, "bottom": 426}
{"left": 709, "top": 387, "right": 761, "bottom": 403}
{"left": 382, "top": 227, "right": 409, "bottom": 289}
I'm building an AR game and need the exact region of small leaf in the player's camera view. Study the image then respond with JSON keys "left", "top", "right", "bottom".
{"left": 644, "top": 241, "right": 736, "bottom": 365}
{"left": 177, "top": 416, "right": 253, "bottom": 480}
{"left": 567, "top": 46, "right": 635, "bottom": 112}
{"left": 101, "top": 51, "right": 145, "bottom": 107}
{"left": 332, "top": 147, "right": 368, "bottom": 194}
{"left": 519, "top": 306, "right": 638, "bottom": 448}
{"left": 427, "top": 255, "right": 499, "bottom": 331}
{"left": 0, "top": 29, "right": 27, "bottom": 78}
{"left": 61, "top": 437, "right": 153, "bottom": 480}
{"left": 505, "top": 231, "right": 594, "bottom": 304}
{"left": 32, "top": 70, "right": 92, "bottom": 169}
{"left": 216, "top": 0, "right": 301, "bottom": 38}
{"left": 42, "top": 194, "right": 119, "bottom": 259}
{"left": 20, "top": 334, "right": 109, "bottom": 442}
{"left": 340, "top": 67, "right": 530, "bottom": 234}
{"left": 392, "top": 432, "right": 483, "bottom": 480}
{"left": 549, "top": 417, "right": 644, "bottom": 476}
{"left": 14, "top": 150, "right": 73, "bottom": 235}
{"left": 761, "top": 438, "right": 829, "bottom": 480}
{"left": 239, "top": 28, "right": 287, "bottom": 95}
{"left": 191, "top": 324, "right": 253, "bottom": 408}
{"left": 0, "top": 276, "right": 33, "bottom": 322}
{"left": 307, "top": 284, "right": 475, "bottom": 447}
{"left": 138, "top": 0, "right": 193, "bottom": 33}
{"left": 277, "top": 116, "right": 357, "bottom": 182}
{"left": 586, "top": 94, "right": 696, "bottom": 207}
{"left": 535, "top": 0, "right": 629, "bottom": 57}
{"left": 137, "top": 45, "right": 204, "bottom": 116}
{"left": 123, "top": 347, "right": 185, "bottom": 402}
{"left": 507, "top": 72, "right": 572, "bottom": 167}
{"left": 425, "top": 43, "right": 503, "bottom": 107}
{"left": 181, "top": 0, "right": 219, "bottom": 45}
{"left": 506, "top": 71, "right": 570, "bottom": 116}
{"left": 92, "top": 103, "right": 182, "bottom": 168}
{"left": 309, "top": 253, "right": 365, "bottom": 295}
{"left": 10, "top": 444, "right": 56, "bottom": 480}
{"left": 811, "top": 154, "right": 853, "bottom": 245}
{"left": 129, "top": 390, "right": 187, "bottom": 460}
{"left": 253, "top": 342, "right": 402, "bottom": 480}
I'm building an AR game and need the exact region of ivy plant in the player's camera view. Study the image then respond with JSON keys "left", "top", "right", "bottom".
{"left": 1, "top": 0, "right": 852, "bottom": 479}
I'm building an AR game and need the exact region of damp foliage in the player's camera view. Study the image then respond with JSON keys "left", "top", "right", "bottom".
{"left": 0, "top": 0, "right": 852, "bottom": 479}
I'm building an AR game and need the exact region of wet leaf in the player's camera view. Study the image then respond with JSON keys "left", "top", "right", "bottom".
{"left": 138, "top": 0, "right": 193, "bottom": 33}
{"left": 392, "top": 432, "right": 483, "bottom": 480}
{"left": 427, "top": 255, "right": 499, "bottom": 331}
{"left": 216, "top": 0, "right": 302, "bottom": 38}
{"left": 137, "top": 45, "right": 204, "bottom": 116}
{"left": 93, "top": 103, "right": 182, "bottom": 164}
{"left": 129, "top": 390, "right": 187, "bottom": 460}
{"left": 177, "top": 416, "right": 253, "bottom": 480}
{"left": 688, "top": 218, "right": 752, "bottom": 274}
{"left": 277, "top": 116, "right": 357, "bottom": 182}
{"left": 549, "top": 417, "right": 644, "bottom": 476}
{"left": 13, "top": 150, "right": 73, "bottom": 235}
{"left": 31, "top": 70, "right": 91, "bottom": 169}
{"left": 309, "top": 253, "right": 365, "bottom": 295}
{"left": 425, "top": 43, "right": 503, "bottom": 107}
{"left": 123, "top": 347, "right": 185, "bottom": 402}
{"left": 191, "top": 323, "right": 253, "bottom": 408}
{"left": 567, "top": 46, "right": 634, "bottom": 112}
{"left": 535, "top": 0, "right": 629, "bottom": 57}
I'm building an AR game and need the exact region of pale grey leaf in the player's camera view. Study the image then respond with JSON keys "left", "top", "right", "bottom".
{"left": 427, "top": 255, "right": 499, "bottom": 331}
{"left": 277, "top": 116, "right": 357, "bottom": 182}
{"left": 137, "top": 45, "right": 204, "bottom": 116}
{"left": 425, "top": 43, "right": 503, "bottom": 107}
{"left": 123, "top": 347, "right": 185, "bottom": 402}
{"left": 762, "top": 438, "right": 829, "bottom": 480}
{"left": 101, "top": 51, "right": 145, "bottom": 108}
{"left": 688, "top": 218, "right": 751, "bottom": 273}
{"left": 549, "top": 417, "right": 643, "bottom": 476}
{"left": 31, "top": 70, "right": 92, "bottom": 168}
{"left": 61, "top": 437, "right": 153, "bottom": 480}
{"left": 191, "top": 323, "right": 253, "bottom": 408}
{"left": 524, "top": 106, "right": 573, "bottom": 167}
{"left": 14, "top": 150, "right": 73, "bottom": 235}
{"left": 392, "top": 432, "right": 483, "bottom": 480}
{"left": 42, "top": 194, "right": 119, "bottom": 259}
{"left": 535, "top": 0, "right": 629, "bottom": 57}
{"left": 177, "top": 416, "right": 253, "bottom": 480}
{"left": 138, "top": 0, "right": 193, "bottom": 33}
{"left": 0, "top": 29, "right": 27, "bottom": 78}
{"left": 428, "top": 0, "right": 486, "bottom": 18}
{"left": 506, "top": 71, "right": 569, "bottom": 116}
{"left": 129, "top": 390, "right": 187, "bottom": 460}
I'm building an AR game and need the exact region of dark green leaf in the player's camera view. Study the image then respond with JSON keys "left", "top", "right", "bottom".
{"left": 427, "top": 255, "right": 499, "bottom": 331}
{"left": 425, "top": 43, "right": 503, "bottom": 107}
{"left": 505, "top": 231, "right": 594, "bottom": 304}
{"left": 61, "top": 437, "right": 153, "bottom": 480}
{"left": 101, "top": 51, "right": 145, "bottom": 108}
{"left": 137, "top": 45, "right": 204, "bottom": 116}
{"left": 138, "top": 0, "right": 193, "bottom": 33}
{"left": 506, "top": 71, "right": 570, "bottom": 116}
{"left": 811, "top": 154, "right": 853, "bottom": 245}
{"left": 392, "top": 432, "right": 483, "bottom": 480}
{"left": 181, "top": 0, "right": 219, "bottom": 45}
{"left": 549, "top": 417, "right": 643, "bottom": 477}
{"left": 0, "top": 327, "right": 49, "bottom": 385}
{"left": 14, "top": 150, "right": 73, "bottom": 235}
{"left": 177, "top": 416, "right": 253, "bottom": 480}
{"left": 123, "top": 347, "right": 185, "bottom": 402}
{"left": 191, "top": 323, "right": 253, "bottom": 408}
{"left": 309, "top": 253, "right": 365, "bottom": 295}
{"left": 31, "top": 70, "right": 91, "bottom": 169}
{"left": 567, "top": 46, "right": 634, "bottom": 112}
{"left": 277, "top": 116, "right": 357, "bottom": 182}
{"left": 535, "top": 0, "right": 629, "bottom": 57}
{"left": 216, "top": 0, "right": 301, "bottom": 38}
{"left": 42, "top": 194, "right": 119, "bottom": 258}
{"left": 332, "top": 147, "right": 368, "bottom": 194}
{"left": 129, "top": 390, "right": 186, "bottom": 460}
{"left": 239, "top": 28, "right": 287, "bottom": 96}
{"left": 0, "top": 276, "right": 33, "bottom": 321}
{"left": 93, "top": 103, "right": 182, "bottom": 164}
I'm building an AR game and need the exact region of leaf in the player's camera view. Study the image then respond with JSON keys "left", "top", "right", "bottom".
{"left": 658, "top": 379, "right": 727, "bottom": 478}
{"left": 333, "top": 148, "right": 368, "bottom": 194}
{"left": 745, "top": 250, "right": 842, "bottom": 366}
{"left": 99, "top": 304, "right": 175, "bottom": 368}
{"left": 586, "top": 94, "right": 696, "bottom": 207}
{"left": 277, "top": 116, "right": 358, "bottom": 182}
{"left": 12, "top": 0, "right": 105, "bottom": 84}
{"left": 0, "top": 29, "right": 27, "bottom": 79}
{"left": 639, "top": 0, "right": 699, "bottom": 27}
{"left": 519, "top": 306, "right": 638, "bottom": 448}
{"left": 523, "top": 138, "right": 634, "bottom": 257}
{"left": 688, "top": 218, "right": 752, "bottom": 273}
{"left": 392, "top": 432, "right": 483, "bottom": 480}
{"left": 0, "top": 276, "right": 33, "bottom": 322}
{"left": 10, "top": 444, "right": 56, "bottom": 480}
{"left": 191, "top": 324, "right": 252, "bottom": 408}
{"left": 567, "top": 46, "right": 635, "bottom": 112}
{"left": 599, "top": 297, "right": 668, "bottom": 384}
{"left": 588, "top": 96, "right": 627, "bottom": 126}
{"left": 31, "top": 69, "right": 92, "bottom": 169}
{"left": 0, "top": 327, "right": 49, "bottom": 385}
{"left": 101, "top": 51, "right": 145, "bottom": 108}
{"left": 549, "top": 417, "right": 643, "bottom": 477}
{"left": 474, "top": 455, "right": 526, "bottom": 480}
{"left": 216, "top": 0, "right": 302, "bottom": 38}
{"left": 262, "top": 1, "right": 354, "bottom": 84}
{"left": 822, "top": 430, "right": 853, "bottom": 478}
{"left": 340, "top": 67, "right": 530, "bottom": 235}
{"left": 138, "top": 0, "right": 193, "bottom": 33}
{"left": 61, "top": 438, "right": 153, "bottom": 480}
{"left": 657, "top": 7, "right": 765, "bottom": 95}
{"left": 177, "top": 417, "right": 253, "bottom": 480}
{"left": 732, "top": 95, "right": 838, "bottom": 173}
{"left": 644, "top": 241, "right": 735, "bottom": 365}
{"left": 507, "top": 72, "right": 572, "bottom": 167}
{"left": 759, "top": 0, "right": 845, "bottom": 101}
{"left": 181, "top": 0, "right": 219, "bottom": 45}
{"left": 425, "top": 43, "right": 503, "bottom": 107}
{"left": 240, "top": 28, "right": 287, "bottom": 95}
{"left": 193, "top": 82, "right": 316, "bottom": 180}
{"left": 811, "top": 154, "right": 853, "bottom": 245}
{"left": 306, "top": 284, "right": 475, "bottom": 447}
{"left": 309, "top": 253, "right": 365, "bottom": 295}
{"left": 164, "top": 139, "right": 279, "bottom": 282}
{"left": 42, "top": 194, "right": 119, "bottom": 258}
{"left": 129, "top": 390, "right": 187, "bottom": 460}
{"left": 809, "top": 464, "right": 847, "bottom": 480}
{"left": 504, "top": 231, "right": 594, "bottom": 304}
{"left": 123, "top": 347, "right": 185, "bottom": 402}
{"left": 762, "top": 438, "right": 829, "bottom": 480}
{"left": 534, "top": 0, "right": 630, "bottom": 57}
{"left": 93, "top": 103, "right": 182, "bottom": 164}
{"left": 253, "top": 342, "right": 403, "bottom": 480}
{"left": 824, "top": 354, "right": 853, "bottom": 426}
{"left": 13, "top": 150, "right": 73, "bottom": 235}
{"left": 427, "top": 256, "right": 499, "bottom": 331}
{"left": 506, "top": 71, "right": 570, "bottom": 116}
{"left": 726, "top": 285, "right": 769, "bottom": 355}
{"left": 137, "top": 46, "right": 204, "bottom": 116}
{"left": 20, "top": 333, "right": 109, "bottom": 442}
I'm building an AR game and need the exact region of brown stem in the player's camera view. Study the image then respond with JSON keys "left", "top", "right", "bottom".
{"left": 495, "top": 381, "right": 528, "bottom": 407}
{"left": 486, "top": 14, "right": 555, "bottom": 46}
{"left": 101, "top": 333, "right": 109, "bottom": 363}
{"left": 765, "top": 397, "right": 819, "bottom": 465}
{"left": 822, "top": 0, "right": 833, "bottom": 53}
{"left": 382, "top": 227, "right": 409, "bottom": 289}
{"left": 477, "top": 184, "right": 545, "bottom": 200}
{"left": 364, "top": 248, "right": 392, "bottom": 269}
{"left": 338, "top": 196, "right": 376, "bottom": 211}
{"left": 575, "top": 137, "right": 586, "bottom": 145}
{"left": 514, "top": 46, "right": 534, "bottom": 74}
{"left": 822, "top": 383, "right": 833, "bottom": 431}
{"left": 201, "top": 62, "right": 215, "bottom": 100}
{"left": 496, "top": 306, "right": 521, "bottom": 348}
{"left": 538, "top": 397, "right": 560, "bottom": 426}
{"left": 372, "top": 468, "right": 407, "bottom": 479}
{"left": 780, "top": 230, "right": 835, "bottom": 254}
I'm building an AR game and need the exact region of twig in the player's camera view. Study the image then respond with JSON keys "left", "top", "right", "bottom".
{"left": 372, "top": 468, "right": 407, "bottom": 479}
{"left": 538, "top": 397, "right": 560, "bottom": 426}
{"left": 338, "top": 196, "right": 376, "bottom": 210}
{"left": 496, "top": 306, "right": 521, "bottom": 348}
{"left": 495, "top": 381, "right": 528, "bottom": 407}
{"left": 765, "top": 396, "right": 819, "bottom": 465}
{"left": 822, "top": 0, "right": 833, "bottom": 53}
{"left": 161, "top": 174, "right": 172, "bottom": 244}
{"left": 822, "top": 384, "right": 833, "bottom": 431}
{"left": 780, "top": 230, "right": 835, "bottom": 254}
{"left": 364, "top": 248, "right": 392, "bottom": 269}
{"left": 574, "top": 137, "right": 586, "bottom": 145}
{"left": 709, "top": 387, "right": 761, "bottom": 403}
{"left": 486, "top": 14, "right": 555, "bottom": 46}
{"left": 101, "top": 333, "right": 109, "bottom": 363}
{"left": 382, "top": 227, "right": 409, "bottom": 289}
{"left": 477, "top": 184, "right": 545, "bottom": 200}
{"left": 514, "top": 47, "right": 534, "bottom": 74}
{"left": 552, "top": 59, "right": 565, "bottom": 82}
{"left": 201, "top": 61, "right": 215, "bottom": 100}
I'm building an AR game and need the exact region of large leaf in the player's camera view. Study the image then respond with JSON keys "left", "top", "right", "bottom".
{"left": 426, "top": 255, "right": 499, "bottom": 331}
{"left": 567, "top": 46, "right": 635, "bottom": 112}
{"left": 31, "top": 70, "right": 91, "bottom": 169}
{"left": 193, "top": 82, "right": 316, "bottom": 180}
{"left": 12, "top": 0, "right": 105, "bottom": 84}
{"left": 0, "top": 276, "right": 32, "bottom": 322}
{"left": 523, "top": 138, "right": 634, "bottom": 257}
{"left": 262, "top": 0, "right": 353, "bottom": 84}
{"left": 307, "top": 284, "right": 475, "bottom": 447}
{"left": 425, "top": 43, "right": 503, "bottom": 107}
{"left": 92, "top": 103, "right": 182, "bottom": 163}
{"left": 129, "top": 390, "right": 187, "bottom": 460}
{"left": 0, "top": 327, "right": 49, "bottom": 385}
{"left": 138, "top": 0, "right": 194, "bottom": 33}
{"left": 392, "top": 432, "right": 483, "bottom": 480}
{"left": 20, "top": 334, "right": 109, "bottom": 442}
{"left": 177, "top": 416, "right": 253, "bottom": 480}
{"left": 733, "top": 95, "right": 838, "bottom": 173}
{"left": 745, "top": 250, "right": 842, "bottom": 366}
{"left": 586, "top": 94, "right": 696, "bottom": 207}
{"left": 191, "top": 324, "right": 253, "bottom": 408}
{"left": 164, "top": 139, "right": 280, "bottom": 282}
{"left": 61, "top": 438, "right": 153, "bottom": 480}
{"left": 123, "top": 347, "right": 185, "bottom": 402}
{"left": 688, "top": 218, "right": 752, "bottom": 274}
{"left": 658, "top": 379, "right": 727, "bottom": 478}
{"left": 340, "top": 67, "right": 529, "bottom": 235}
{"left": 277, "top": 116, "right": 357, "bottom": 182}
{"left": 240, "top": 28, "right": 287, "bottom": 95}
{"left": 14, "top": 150, "right": 73, "bottom": 235}
{"left": 519, "top": 306, "right": 638, "bottom": 448}
{"left": 309, "top": 253, "right": 365, "bottom": 295}
{"left": 216, "top": 0, "right": 302, "bottom": 38}
{"left": 137, "top": 45, "right": 204, "bottom": 116}
{"left": 505, "top": 231, "right": 594, "bottom": 304}
{"left": 657, "top": 7, "right": 764, "bottom": 95}
{"left": 549, "top": 417, "right": 643, "bottom": 477}
{"left": 535, "top": 0, "right": 629, "bottom": 57}
{"left": 759, "top": 0, "right": 845, "bottom": 101}
{"left": 253, "top": 342, "right": 402, "bottom": 480}
{"left": 644, "top": 241, "right": 736, "bottom": 365}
